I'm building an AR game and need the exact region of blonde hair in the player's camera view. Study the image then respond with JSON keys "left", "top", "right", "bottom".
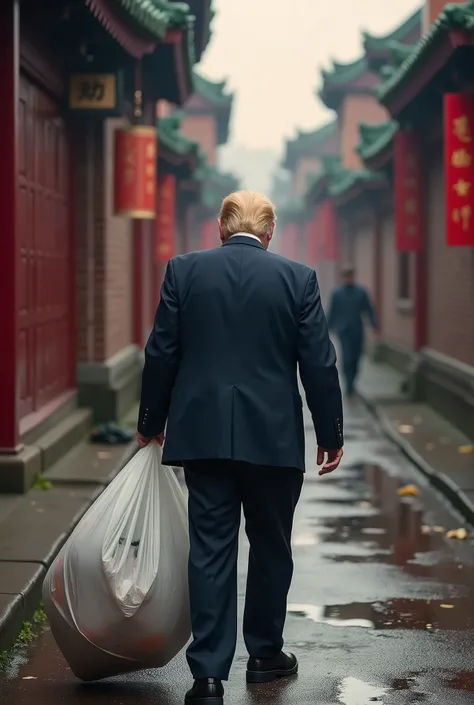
{"left": 219, "top": 190, "right": 277, "bottom": 240}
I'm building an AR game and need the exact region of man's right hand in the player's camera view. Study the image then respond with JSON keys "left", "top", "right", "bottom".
{"left": 317, "top": 447, "right": 343, "bottom": 476}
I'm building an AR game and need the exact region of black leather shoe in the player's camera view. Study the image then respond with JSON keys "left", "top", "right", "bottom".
{"left": 246, "top": 652, "right": 298, "bottom": 683}
{"left": 185, "top": 678, "right": 224, "bottom": 704}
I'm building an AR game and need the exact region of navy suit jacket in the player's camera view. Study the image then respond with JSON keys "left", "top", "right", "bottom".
{"left": 137, "top": 235, "right": 343, "bottom": 471}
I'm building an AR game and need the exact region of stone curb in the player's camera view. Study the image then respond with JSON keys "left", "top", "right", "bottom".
{"left": 358, "top": 392, "right": 474, "bottom": 528}
{"left": 0, "top": 441, "right": 138, "bottom": 656}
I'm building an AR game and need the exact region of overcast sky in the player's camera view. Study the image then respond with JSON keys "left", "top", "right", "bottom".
{"left": 199, "top": 0, "right": 421, "bottom": 150}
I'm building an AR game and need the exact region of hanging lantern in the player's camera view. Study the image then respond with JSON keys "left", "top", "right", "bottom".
{"left": 114, "top": 125, "right": 157, "bottom": 219}
{"left": 155, "top": 174, "right": 176, "bottom": 262}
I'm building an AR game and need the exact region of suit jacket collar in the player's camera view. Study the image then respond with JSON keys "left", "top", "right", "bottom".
{"left": 223, "top": 234, "right": 265, "bottom": 250}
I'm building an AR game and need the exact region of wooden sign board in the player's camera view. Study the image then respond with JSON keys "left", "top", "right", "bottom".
{"left": 68, "top": 72, "right": 123, "bottom": 116}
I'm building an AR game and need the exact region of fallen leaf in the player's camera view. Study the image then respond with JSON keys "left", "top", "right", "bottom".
{"left": 440, "top": 604, "right": 454, "bottom": 609}
{"left": 398, "top": 424, "right": 414, "bottom": 434}
{"left": 22, "top": 677, "right": 37, "bottom": 680}
{"left": 458, "top": 445, "right": 474, "bottom": 454}
{"left": 97, "top": 451, "right": 112, "bottom": 460}
{"left": 433, "top": 526, "right": 445, "bottom": 533}
{"left": 397, "top": 484, "right": 419, "bottom": 497}
{"left": 446, "top": 528, "right": 469, "bottom": 540}
{"left": 426, "top": 623, "right": 433, "bottom": 630}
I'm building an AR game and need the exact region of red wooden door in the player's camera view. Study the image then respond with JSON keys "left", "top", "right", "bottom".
{"left": 17, "top": 74, "right": 74, "bottom": 421}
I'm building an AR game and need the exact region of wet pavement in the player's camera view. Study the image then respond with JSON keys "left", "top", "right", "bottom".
{"left": 2, "top": 399, "right": 474, "bottom": 704}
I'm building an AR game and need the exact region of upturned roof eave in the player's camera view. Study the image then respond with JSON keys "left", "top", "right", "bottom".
{"left": 378, "top": 1, "right": 474, "bottom": 114}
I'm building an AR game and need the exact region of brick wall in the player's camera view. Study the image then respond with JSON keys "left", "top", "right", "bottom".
{"left": 76, "top": 118, "right": 133, "bottom": 364}
{"left": 181, "top": 114, "right": 217, "bottom": 165}
{"left": 380, "top": 214, "right": 414, "bottom": 349}
{"left": 425, "top": 149, "right": 474, "bottom": 366}
{"left": 293, "top": 156, "right": 321, "bottom": 196}
{"left": 353, "top": 216, "right": 376, "bottom": 298}
{"left": 103, "top": 118, "right": 133, "bottom": 359}
{"left": 339, "top": 220, "right": 354, "bottom": 266}
{"left": 340, "top": 95, "right": 388, "bottom": 170}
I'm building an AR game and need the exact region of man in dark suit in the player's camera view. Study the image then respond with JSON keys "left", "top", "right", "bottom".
{"left": 137, "top": 190, "right": 344, "bottom": 705}
{"left": 327, "top": 265, "right": 378, "bottom": 398}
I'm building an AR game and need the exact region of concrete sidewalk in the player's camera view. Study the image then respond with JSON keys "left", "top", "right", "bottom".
{"left": 358, "top": 357, "right": 474, "bottom": 526}
{"left": 0, "top": 416, "right": 139, "bottom": 655}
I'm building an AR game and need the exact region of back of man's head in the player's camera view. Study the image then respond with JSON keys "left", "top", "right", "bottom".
{"left": 219, "top": 190, "right": 277, "bottom": 244}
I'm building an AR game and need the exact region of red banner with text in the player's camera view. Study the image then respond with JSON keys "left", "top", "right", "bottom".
{"left": 155, "top": 174, "right": 176, "bottom": 263}
{"left": 394, "top": 130, "right": 423, "bottom": 252}
{"left": 444, "top": 93, "right": 474, "bottom": 247}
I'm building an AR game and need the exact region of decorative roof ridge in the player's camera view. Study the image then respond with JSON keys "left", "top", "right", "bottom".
{"left": 321, "top": 55, "right": 368, "bottom": 86}
{"left": 192, "top": 70, "right": 233, "bottom": 105}
{"left": 362, "top": 8, "right": 422, "bottom": 51}
{"left": 356, "top": 120, "right": 398, "bottom": 161}
{"left": 328, "top": 168, "right": 386, "bottom": 197}
{"left": 157, "top": 113, "right": 199, "bottom": 155}
{"left": 378, "top": 0, "right": 474, "bottom": 104}
{"left": 304, "top": 155, "right": 342, "bottom": 201}
{"left": 108, "top": 0, "right": 193, "bottom": 40}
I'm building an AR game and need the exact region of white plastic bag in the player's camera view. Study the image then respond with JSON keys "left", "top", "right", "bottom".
{"left": 43, "top": 443, "right": 190, "bottom": 681}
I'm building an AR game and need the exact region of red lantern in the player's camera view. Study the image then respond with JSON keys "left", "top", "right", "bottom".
{"left": 114, "top": 126, "right": 157, "bottom": 219}
{"left": 155, "top": 174, "right": 176, "bottom": 262}
{"left": 394, "top": 131, "right": 423, "bottom": 252}
{"left": 444, "top": 93, "right": 474, "bottom": 246}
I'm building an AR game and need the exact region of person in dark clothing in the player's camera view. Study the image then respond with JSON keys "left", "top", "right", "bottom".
{"left": 136, "top": 190, "right": 344, "bottom": 705}
{"left": 327, "top": 265, "right": 378, "bottom": 397}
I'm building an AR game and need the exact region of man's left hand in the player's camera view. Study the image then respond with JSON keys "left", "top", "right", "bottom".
{"left": 136, "top": 431, "right": 165, "bottom": 448}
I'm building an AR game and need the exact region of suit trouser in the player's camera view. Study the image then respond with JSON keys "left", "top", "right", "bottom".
{"left": 183, "top": 460, "right": 303, "bottom": 681}
{"left": 339, "top": 333, "right": 363, "bottom": 395}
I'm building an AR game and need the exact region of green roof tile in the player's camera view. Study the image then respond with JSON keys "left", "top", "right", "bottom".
{"left": 278, "top": 196, "right": 307, "bottom": 223}
{"left": 193, "top": 71, "right": 233, "bottom": 106}
{"left": 110, "top": 0, "right": 192, "bottom": 39}
{"left": 305, "top": 155, "right": 342, "bottom": 199}
{"left": 283, "top": 120, "right": 337, "bottom": 170}
{"left": 321, "top": 56, "right": 368, "bottom": 86}
{"left": 378, "top": 1, "right": 474, "bottom": 105}
{"left": 157, "top": 113, "right": 199, "bottom": 156}
{"left": 328, "top": 168, "right": 386, "bottom": 198}
{"left": 356, "top": 120, "right": 398, "bottom": 161}
{"left": 362, "top": 8, "right": 422, "bottom": 52}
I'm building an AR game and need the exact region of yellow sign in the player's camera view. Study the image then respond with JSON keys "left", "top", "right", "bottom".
{"left": 69, "top": 73, "right": 117, "bottom": 110}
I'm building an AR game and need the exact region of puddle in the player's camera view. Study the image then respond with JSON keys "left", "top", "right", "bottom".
{"left": 338, "top": 676, "right": 388, "bottom": 704}
{"left": 288, "top": 604, "right": 374, "bottom": 629}
{"left": 288, "top": 598, "right": 474, "bottom": 631}
{"left": 292, "top": 531, "right": 318, "bottom": 546}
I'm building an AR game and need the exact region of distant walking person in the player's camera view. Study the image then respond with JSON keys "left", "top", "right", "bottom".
{"left": 137, "top": 191, "right": 344, "bottom": 705}
{"left": 327, "top": 265, "right": 377, "bottom": 398}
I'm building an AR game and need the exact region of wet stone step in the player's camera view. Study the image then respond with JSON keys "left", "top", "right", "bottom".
{"left": 0, "top": 486, "right": 100, "bottom": 565}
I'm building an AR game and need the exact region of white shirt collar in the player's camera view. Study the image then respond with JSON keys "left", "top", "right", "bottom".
{"left": 229, "top": 232, "right": 261, "bottom": 243}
